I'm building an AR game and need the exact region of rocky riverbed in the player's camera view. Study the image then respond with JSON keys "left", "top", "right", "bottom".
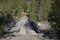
{"left": 0, "top": 16, "right": 54, "bottom": 40}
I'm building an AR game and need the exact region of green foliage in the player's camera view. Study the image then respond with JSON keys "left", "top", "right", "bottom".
{"left": 0, "top": 24, "right": 4, "bottom": 35}
{"left": 0, "top": 0, "right": 53, "bottom": 22}
{"left": 48, "top": 0, "right": 60, "bottom": 39}
{"left": 29, "top": 0, "right": 52, "bottom": 21}
{"left": 37, "top": 0, "right": 52, "bottom": 21}
{"left": 0, "top": 0, "right": 22, "bottom": 11}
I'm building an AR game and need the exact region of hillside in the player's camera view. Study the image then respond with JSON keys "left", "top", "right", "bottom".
{"left": 0, "top": 0, "right": 60, "bottom": 40}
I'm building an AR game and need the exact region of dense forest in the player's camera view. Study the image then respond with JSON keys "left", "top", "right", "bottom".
{"left": 0, "top": 0, "right": 60, "bottom": 40}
